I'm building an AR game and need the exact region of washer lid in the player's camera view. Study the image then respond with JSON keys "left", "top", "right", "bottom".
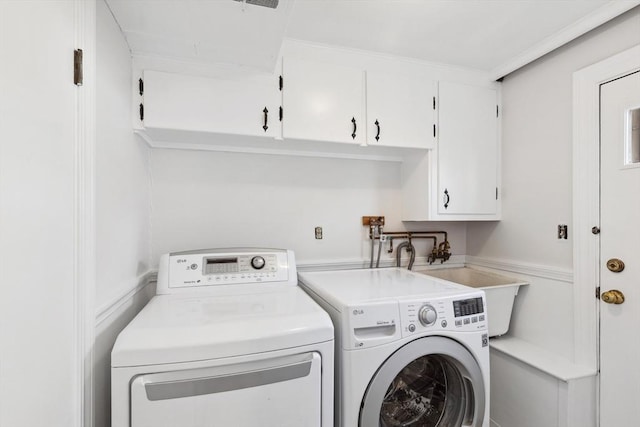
{"left": 111, "top": 286, "right": 333, "bottom": 367}
{"left": 299, "top": 268, "right": 475, "bottom": 312}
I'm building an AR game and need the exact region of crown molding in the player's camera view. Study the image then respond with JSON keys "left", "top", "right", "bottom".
{"left": 491, "top": 1, "right": 640, "bottom": 80}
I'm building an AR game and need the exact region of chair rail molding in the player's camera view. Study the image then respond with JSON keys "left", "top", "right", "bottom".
{"left": 95, "top": 271, "right": 157, "bottom": 326}
{"left": 465, "top": 255, "right": 573, "bottom": 283}
{"left": 573, "top": 43, "right": 640, "bottom": 370}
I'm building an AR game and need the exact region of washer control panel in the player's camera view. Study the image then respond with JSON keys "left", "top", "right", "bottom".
{"left": 156, "top": 248, "right": 295, "bottom": 294}
{"left": 399, "top": 292, "right": 487, "bottom": 337}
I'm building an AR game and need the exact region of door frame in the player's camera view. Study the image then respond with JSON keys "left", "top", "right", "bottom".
{"left": 74, "top": 0, "right": 97, "bottom": 426}
{"left": 573, "top": 43, "right": 640, "bottom": 413}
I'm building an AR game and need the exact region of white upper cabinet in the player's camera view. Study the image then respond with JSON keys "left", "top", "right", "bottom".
{"left": 437, "top": 81, "right": 498, "bottom": 215}
{"left": 136, "top": 46, "right": 499, "bottom": 178}
{"left": 365, "top": 70, "right": 435, "bottom": 149}
{"left": 402, "top": 81, "right": 500, "bottom": 220}
{"left": 281, "top": 58, "right": 365, "bottom": 145}
{"left": 142, "top": 70, "right": 280, "bottom": 139}
{"left": 281, "top": 59, "right": 435, "bottom": 150}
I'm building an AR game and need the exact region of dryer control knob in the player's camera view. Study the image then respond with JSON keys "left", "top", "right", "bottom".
{"left": 418, "top": 305, "right": 438, "bottom": 326}
{"left": 251, "top": 256, "right": 266, "bottom": 270}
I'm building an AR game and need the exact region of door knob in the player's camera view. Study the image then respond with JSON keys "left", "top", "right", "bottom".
{"left": 601, "top": 289, "right": 625, "bottom": 304}
{"left": 606, "top": 258, "right": 625, "bottom": 273}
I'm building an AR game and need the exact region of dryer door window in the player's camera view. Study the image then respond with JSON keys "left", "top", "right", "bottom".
{"left": 359, "top": 336, "right": 485, "bottom": 427}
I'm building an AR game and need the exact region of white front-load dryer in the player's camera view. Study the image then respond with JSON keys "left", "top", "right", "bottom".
{"left": 112, "top": 248, "right": 334, "bottom": 427}
{"left": 299, "top": 268, "right": 490, "bottom": 427}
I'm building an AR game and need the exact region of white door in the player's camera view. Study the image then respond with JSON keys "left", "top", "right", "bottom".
{"left": 0, "top": 1, "right": 81, "bottom": 425}
{"left": 599, "top": 70, "right": 640, "bottom": 426}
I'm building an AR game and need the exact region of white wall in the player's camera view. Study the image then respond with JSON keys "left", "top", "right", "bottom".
{"left": 467, "top": 6, "right": 640, "bottom": 269}
{"left": 93, "top": 1, "right": 153, "bottom": 426}
{"left": 0, "top": 2, "right": 78, "bottom": 426}
{"left": 150, "top": 149, "right": 466, "bottom": 267}
{"left": 93, "top": 281, "right": 155, "bottom": 427}
{"left": 96, "top": 0, "right": 151, "bottom": 308}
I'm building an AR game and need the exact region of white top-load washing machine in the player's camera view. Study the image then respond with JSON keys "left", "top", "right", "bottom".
{"left": 299, "top": 268, "right": 490, "bottom": 427}
{"left": 112, "top": 248, "right": 334, "bottom": 427}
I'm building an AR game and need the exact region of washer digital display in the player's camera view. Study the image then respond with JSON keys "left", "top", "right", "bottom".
{"left": 452, "top": 297, "right": 484, "bottom": 317}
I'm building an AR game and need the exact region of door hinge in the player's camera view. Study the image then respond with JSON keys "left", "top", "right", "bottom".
{"left": 74, "top": 49, "right": 83, "bottom": 86}
{"left": 596, "top": 286, "right": 601, "bottom": 300}
{"left": 279, "top": 75, "right": 283, "bottom": 91}
{"left": 279, "top": 106, "right": 283, "bottom": 121}
{"left": 433, "top": 96, "right": 436, "bottom": 110}
{"left": 138, "top": 78, "right": 144, "bottom": 96}
{"left": 139, "top": 103, "right": 144, "bottom": 121}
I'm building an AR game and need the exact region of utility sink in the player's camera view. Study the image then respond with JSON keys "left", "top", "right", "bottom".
{"left": 415, "top": 267, "right": 528, "bottom": 337}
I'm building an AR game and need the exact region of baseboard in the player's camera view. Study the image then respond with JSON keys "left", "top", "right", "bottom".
{"left": 95, "top": 271, "right": 157, "bottom": 326}
{"left": 465, "top": 255, "right": 573, "bottom": 283}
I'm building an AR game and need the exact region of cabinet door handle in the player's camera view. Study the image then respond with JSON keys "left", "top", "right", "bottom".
{"left": 351, "top": 117, "right": 357, "bottom": 140}
{"left": 262, "top": 107, "right": 269, "bottom": 132}
{"left": 375, "top": 119, "right": 380, "bottom": 141}
{"left": 444, "top": 189, "right": 450, "bottom": 209}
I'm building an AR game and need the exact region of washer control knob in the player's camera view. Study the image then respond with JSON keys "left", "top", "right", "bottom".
{"left": 418, "top": 305, "right": 438, "bottom": 326}
{"left": 251, "top": 256, "right": 266, "bottom": 270}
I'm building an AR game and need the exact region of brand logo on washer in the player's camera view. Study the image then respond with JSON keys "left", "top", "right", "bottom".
{"left": 353, "top": 309, "right": 364, "bottom": 315}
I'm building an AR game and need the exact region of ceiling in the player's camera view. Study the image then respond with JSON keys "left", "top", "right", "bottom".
{"left": 106, "top": 0, "right": 640, "bottom": 79}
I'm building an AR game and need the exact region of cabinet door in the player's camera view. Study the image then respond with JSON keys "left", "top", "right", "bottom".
{"left": 366, "top": 70, "right": 435, "bottom": 149}
{"left": 282, "top": 58, "right": 364, "bottom": 144}
{"left": 437, "top": 82, "right": 498, "bottom": 215}
{"left": 143, "top": 70, "right": 280, "bottom": 138}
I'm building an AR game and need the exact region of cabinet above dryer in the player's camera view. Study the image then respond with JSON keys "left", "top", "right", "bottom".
{"left": 137, "top": 70, "right": 281, "bottom": 144}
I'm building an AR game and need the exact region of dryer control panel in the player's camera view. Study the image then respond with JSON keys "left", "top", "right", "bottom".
{"left": 156, "top": 248, "right": 296, "bottom": 294}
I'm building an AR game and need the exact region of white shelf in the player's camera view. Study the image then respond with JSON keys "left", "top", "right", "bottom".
{"left": 490, "top": 336, "right": 596, "bottom": 382}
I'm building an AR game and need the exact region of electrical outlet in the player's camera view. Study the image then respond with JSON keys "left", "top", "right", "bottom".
{"left": 362, "top": 216, "right": 385, "bottom": 226}
{"left": 558, "top": 224, "right": 568, "bottom": 239}
{"left": 315, "top": 227, "right": 323, "bottom": 239}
